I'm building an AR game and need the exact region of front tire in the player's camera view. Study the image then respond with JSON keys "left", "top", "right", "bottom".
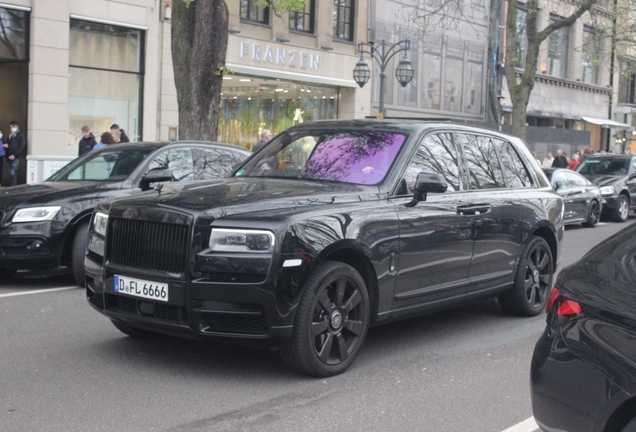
{"left": 280, "top": 261, "right": 370, "bottom": 377}
{"left": 582, "top": 200, "right": 600, "bottom": 228}
{"left": 614, "top": 194, "right": 630, "bottom": 222}
{"left": 111, "top": 319, "right": 162, "bottom": 339}
{"left": 72, "top": 221, "right": 90, "bottom": 287}
{"left": 499, "top": 236, "right": 553, "bottom": 317}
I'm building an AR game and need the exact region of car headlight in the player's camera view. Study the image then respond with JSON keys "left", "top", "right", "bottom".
{"left": 93, "top": 212, "right": 109, "bottom": 237}
{"left": 599, "top": 186, "right": 615, "bottom": 195}
{"left": 209, "top": 228, "right": 275, "bottom": 253}
{"left": 12, "top": 206, "right": 61, "bottom": 222}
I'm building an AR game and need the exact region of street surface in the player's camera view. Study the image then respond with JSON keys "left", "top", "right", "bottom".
{"left": 1, "top": 218, "right": 633, "bottom": 432}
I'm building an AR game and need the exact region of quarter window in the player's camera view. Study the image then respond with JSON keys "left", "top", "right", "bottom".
{"left": 333, "top": 0, "right": 354, "bottom": 41}
{"left": 456, "top": 133, "right": 506, "bottom": 190}
{"left": 404, "top": 133, "right": 460, "bottom": 192}
{"left": 240, "top": 0, "right": 269, "bottom": 24}
{"left": 491, "top": 138, "right": 532, "bottom": 188}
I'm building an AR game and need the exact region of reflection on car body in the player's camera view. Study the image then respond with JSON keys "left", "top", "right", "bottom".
{"left": 85, "top": 120, "right": 564, "bottom": 377}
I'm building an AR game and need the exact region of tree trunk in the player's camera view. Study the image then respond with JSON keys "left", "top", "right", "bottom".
{"left": 486, "top": 0, "right": 502, "bottom": 126}
{"left": 171, "top": 0, "right": 229, "bottom": 141}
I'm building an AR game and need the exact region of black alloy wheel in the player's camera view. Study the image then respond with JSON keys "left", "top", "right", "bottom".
{"left": 281, "top": 261, "right": 370, "bottom": 377}
{"left": 582, "top": 200, "right": 600, "bottom": 228}
{"left": 499, "top": 236, "right": 553, "bottom": 317}
{"left": 72, "top": 220, "right": 90, "bottom": 287}
{"left": 615, "top": 194, "right": 630, "bottom": 222}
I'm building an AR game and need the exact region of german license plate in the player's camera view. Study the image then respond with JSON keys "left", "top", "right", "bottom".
{"left": 114, "top": 275, "right": 169, "bottom": 302}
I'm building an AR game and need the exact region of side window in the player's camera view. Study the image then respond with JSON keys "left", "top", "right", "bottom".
{"left": 404, "top": 133, "right": 460, "bottom": 193}
{"left": 491, "top": 138, "right": 532, "bottom": 188}
{"left": 147, "top": 148, "right": 194, "bottom": 182}
{"left": 193, "top": 148, "right": 248, "bottom": 180}
{"left": 456, "top": 133, "right": 506, "bottom": 190}
{"left": 566, "top": 172, "right": 587, "bottom": 187}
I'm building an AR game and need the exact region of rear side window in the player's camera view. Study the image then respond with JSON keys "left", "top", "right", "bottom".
{"left": 491, "top": 138, "right": 532, "bottom": 188}
{"left": 456, "top": 133, "right": 506, "bottom": 190}
{"left": 404, "top": 133, "right": 460, "bottom": 192}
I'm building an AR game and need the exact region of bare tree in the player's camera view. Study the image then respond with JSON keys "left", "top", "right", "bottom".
{"left": 171, "top": 0, "right": 304, "bottom": 141}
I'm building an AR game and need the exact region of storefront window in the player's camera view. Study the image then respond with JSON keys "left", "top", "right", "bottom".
{"left": 464, "top": 43, "right": 484, "bottom": 114}
{"left": 218, "top": 76, "right": 337, "bottom": 149}
{"left": 68, "top": 19, "right": 144, "bottom": 148}
{"left": 0, "top": 7, "right": 28, "bottom": 61}
{"left": 289, "top": 0, "right": 314, "bottom": 33}
{"left": 444, "top": 38, "right": 463, "bottom": 112}
{"left": 421, "top": 35, "right": 442, "bottom": 111}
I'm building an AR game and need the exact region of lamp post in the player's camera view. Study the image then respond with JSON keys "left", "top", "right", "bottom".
{"left": 353, "top": 39, "right": 414, "bottom": 118}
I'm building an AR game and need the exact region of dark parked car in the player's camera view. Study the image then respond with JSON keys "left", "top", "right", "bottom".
{"left": 577, "top": 154, "right": 636, "bottom": 222}
{"left": 531, "top": 222, "right": 636, "bottom": 432}
{"left": 86, "top": 120, "right": 564, "bottom": 376}
{"left": 0, "top": 141, "right": 249, "bottom": 285}
{"left": 543, "top": 168, "right": 602, "bottom": 227}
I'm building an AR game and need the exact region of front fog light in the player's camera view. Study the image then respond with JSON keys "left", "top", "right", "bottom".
{"left": 210, "top": 228, "right": 275, "bottom": 253}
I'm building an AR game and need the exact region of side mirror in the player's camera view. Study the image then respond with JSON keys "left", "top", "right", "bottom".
{"left": 139, "top": 167, "right": 173, "bottom": 191}
{"left": 408, "top": 172, "right": 447, "bottom": 206}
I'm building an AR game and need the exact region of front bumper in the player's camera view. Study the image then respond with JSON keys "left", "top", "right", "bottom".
{"left": 601, "top": 195, "right": 618, "bottom": 213}
{"left": 0, "top": 221, "right": 63, "bottom": 269}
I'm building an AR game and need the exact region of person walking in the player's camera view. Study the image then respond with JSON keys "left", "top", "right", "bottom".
{"left": 552, "top": 150, "right": 568, "bottom": 168}
{"left": 110, "top": 124, "right": 130, "bottom": 143}
{"left": 542, "top": 152, "right": 554, "bottom": 168}
{"left": 6, "top": 121, "right": 26, "bottom": 186}
{"left": 93, "top": 132, "right": 115, "bottom": 150}
{"left": 78, "top": 126, "right": 96, "bottom": 156}
{"left": 254, "top": 129, "right": 272, "bottom": 152}
{"left": 568, "top": 153, "right": 581, "bottom": 170}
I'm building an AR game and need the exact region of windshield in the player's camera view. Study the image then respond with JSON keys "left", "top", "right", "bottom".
{"left": 577, "top": 159, "right": 630, "bottom": 176}
{"left": 47, "top": 147, "right": 156, "bottom": 182}
{"left": 235, "top": 130, "right": 408, "bottom": 185}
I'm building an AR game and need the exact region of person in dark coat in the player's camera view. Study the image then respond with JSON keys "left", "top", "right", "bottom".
{"left": 6, "top": 121, "right": 26, "bottom": 186}
{"left": 254, "top": 129, "right": 272, "bottom": 152}
{"left": 78, "top": 126, "right": 97, "bottom": 156}
{"left": 110, "top": 124, "right": 130, "bottom": 143}
{"left": 552, "top": 149, "right": 569, "bottom": 168}
{"left": 0, "top": 129, "right": 5, "bottom": 186}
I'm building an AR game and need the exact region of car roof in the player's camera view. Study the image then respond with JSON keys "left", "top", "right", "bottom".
{"left": 92, "top": 140, "right": 250, "bottom": 155}
{"left": 585, "top": 153, "right": 635, "bottom": 160}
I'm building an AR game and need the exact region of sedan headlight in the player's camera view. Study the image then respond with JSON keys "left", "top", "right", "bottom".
{"left": 12, "top": 206, "right": 61, "bottom": 222}
{"left": 93, "top": 212, "right": 109, "bottom": 237}
{"left": 599, "top": 186, "right": 615, "bottom": 195}
{"left": 210, "top": 228, "right": 275, "bottom": 253}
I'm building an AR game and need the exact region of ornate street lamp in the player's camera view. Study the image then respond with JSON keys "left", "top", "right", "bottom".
{"left": 353, "top": 39, "right": 413, "bottom": 118}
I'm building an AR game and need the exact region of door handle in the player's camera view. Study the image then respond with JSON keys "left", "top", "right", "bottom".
{"left": 457, "top": 204, "right": 492, "bottom": 216}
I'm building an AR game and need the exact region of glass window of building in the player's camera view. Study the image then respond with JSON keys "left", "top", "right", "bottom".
{"left": 289, "top": 0, "right": 314, "bottom": 33}
{"left": 0, "top": 7, "right": 29, "bottom": 61}
{"left": 333, "top": 0, "right": 354, "bottom": 41}
{"left": 421, "top": 34, "right": 442, "bottom": 111}
{"left": 444, "top": 37, "right": 463, "bottom": 112}
{"left": 68, "top": 19, "right": 144, "bottom": 148}
{"left": 547, "top": 20, "right": 569, "bottom": 78}
{"left": 581, "top": 29, "right": 599, "bottom": 85}
{"left": 240, "top": 0, "right": 269, "bottom": 24}
{"left": 465, "top": 43, "right": 484, "bottom": 115}
{"left": 619, "top": 60, "right": 636, "bottom": 104}
{"left": 218, "top": 76, "right": 338, "bottom": 150}
{"left": 515, "top": 8, "right": 527, "bottom": 69}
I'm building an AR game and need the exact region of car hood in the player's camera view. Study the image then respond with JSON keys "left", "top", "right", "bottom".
{"left": 583, "top": 174, "right": 625, "bottom": 187}
{"left": 107, "top": 177, "right": 380, "bottom": 222}
{"left": 0, "top": 181, "right": 121, "bottom": 213}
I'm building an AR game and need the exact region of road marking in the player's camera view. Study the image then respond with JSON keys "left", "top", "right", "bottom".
{"left": 0, "top": 286, "right": 79, "bottom": 298}
{"left": 502, "top": 416, "right": 539, "bottom": 432}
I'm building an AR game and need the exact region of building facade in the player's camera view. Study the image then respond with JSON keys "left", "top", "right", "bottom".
{"left": 0, "top": 0, "right": 370, "bottom": 184}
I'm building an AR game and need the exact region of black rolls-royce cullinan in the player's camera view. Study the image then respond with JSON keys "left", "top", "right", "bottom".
{"left": 85, "top": 120, "right": 564, "bottom": 377}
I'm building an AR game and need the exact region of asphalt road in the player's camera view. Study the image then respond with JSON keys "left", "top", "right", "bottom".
{"left": 1, "top": 218, "right": 633, "bottom": 432}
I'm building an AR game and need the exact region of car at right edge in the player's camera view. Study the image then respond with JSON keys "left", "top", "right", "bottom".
{"left": 531, "top": 222, "right": 636, "bottom": 432}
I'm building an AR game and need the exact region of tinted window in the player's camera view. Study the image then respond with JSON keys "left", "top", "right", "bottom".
{"left": 147, "top": 148, "right": 194, "bottom": 182}
{"left": 193, "top": 147, "right": 248, "bottom": 180}
{"left": 237, "top": 131, "right": 407, "bottom": 185}
{"left": 491, "top": 138, "right": 532, "bottom": 188}
{"left": 565, "top": 172, "right": 588, "bottom": 186}
{"left": 48, "top": 148, "right": 155, "bottom": 182}
{"left": 551, "top": 171, "right": 566, "bottom": 187}
{"left": 456, "top": 133, "right": 506, "bottom": 190}
{"left": 578, "top": 158, "right": 630, "bottom": 175}
{"left": 404, "top": 133, "right": 460, "bottom": 192}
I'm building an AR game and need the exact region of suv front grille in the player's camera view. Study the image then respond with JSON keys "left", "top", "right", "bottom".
{"left": 107, "top": 218, "right": 189, "bottom": 274}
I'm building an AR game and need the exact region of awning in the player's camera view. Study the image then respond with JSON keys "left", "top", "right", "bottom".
{"left": 581, "top": 116, "right": 635, "bottom": 131}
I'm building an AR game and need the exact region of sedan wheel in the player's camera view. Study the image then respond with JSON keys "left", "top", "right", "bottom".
{"left": 582, "top": 200, "right": 600, "bottom": 228}
{"left": 281, "top": 261, "right": 370, "bottom": 377}
{"left": 499, "top": 236, "right": 553, "bottom": 317}
{"left": 615, "top": 194, "right": 630, "bottom": 222}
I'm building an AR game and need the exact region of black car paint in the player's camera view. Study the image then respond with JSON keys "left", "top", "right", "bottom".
{"left": 531, "top": 223, "right": 636, "bottom": 432}
{"left": 543, "top": 168, "right": 602, "bottom": 225}
{"left": 86, "top": 121, "right": 564, "bottom": 350}
{"left": 0, "top": 141, "right": 250, "bottom": 272}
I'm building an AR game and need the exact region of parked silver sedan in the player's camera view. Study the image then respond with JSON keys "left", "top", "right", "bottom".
{"left": 543, "top": 168, "right": 602, "bottom": 227}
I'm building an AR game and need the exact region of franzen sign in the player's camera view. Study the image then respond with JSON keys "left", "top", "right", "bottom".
{"left": 239, "top": 42, "right": 320, "bottom": 71}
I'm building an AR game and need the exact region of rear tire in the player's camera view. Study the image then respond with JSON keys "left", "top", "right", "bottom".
{"left": 499, "top": 236, "right": 553, "bottom": 317}
{"left": 614, "top": 194, "right": 630, "bottom": 222}
{"left": 111, "top": 319, "right": 162, "bottom": 339}
{"left": 582, "top": 200, "right": 600, "bottom": 228}
{"left": 280, "top": 261, "right": 370, "bottom": 377}
{"left": 72, "top": 221, "right": 90, "bottom": 287}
